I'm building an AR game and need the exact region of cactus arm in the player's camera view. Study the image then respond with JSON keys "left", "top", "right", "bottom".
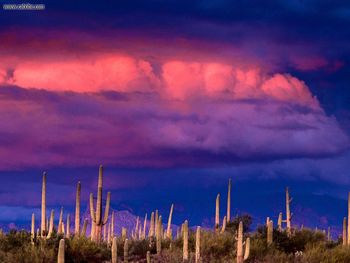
{"left": 244, "top": 237, "right": 250, "bottom": 260}
{"left": 103, "top": 192, "right": 111, "bottom": 225}
{"left": 90, "top": 193, "right": 96, "bottom": 222}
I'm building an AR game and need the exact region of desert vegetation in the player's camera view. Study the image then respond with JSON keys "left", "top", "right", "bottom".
{"left": 1, "top": 166, "right": 350, "bottom": 262}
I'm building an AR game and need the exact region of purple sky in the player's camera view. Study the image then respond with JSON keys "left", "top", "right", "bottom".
{"left": 1, "top": 1, "right": 350, "bottom": 231}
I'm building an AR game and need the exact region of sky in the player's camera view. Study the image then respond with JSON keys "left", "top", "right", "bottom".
{"left": 1, "top": 0, "right": 350, "bottom": 232}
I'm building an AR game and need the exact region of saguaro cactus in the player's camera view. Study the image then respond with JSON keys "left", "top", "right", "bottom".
{"left": 146, "top": 251, "right": 151, "bottom": 263}
{"left": 122, "top": 227, "right": 127, "bottom": 240}
{"left": 111, "top": 211, "right": 115, "bottom": 239}
{"left": 58, "top": 239, "right": 65, "bottom": 263}
{"left": 195, "top": 226, "right": 201, "bottom": 263}
{"left": 31, "top": 213, "right": 35, "bottom": 244}
{"left": 277, "top": 212, "right": 282, "bottom": 231}
{"left": 227, "top": 178, "right": 231, "bottom": 223}
{"left": 215, "top": 194, "right": 220, "bottom": 231}
{"left": 41, "top": 172, "right": 47, "bottom": 236}
{"left": 112, "top": 236, "right": 117, "bottom": 263}
{"left": 284, "top": 187, "right": 292, "bottom": 236}
{"left": 183, "top": 220, "right": 189, "bottom": 262}
{"left": 156, "top": 216, "right": 162, "bottom": 254}
{"left": 142, "top": 213, "right": 147, "bottom": 239}
{"left": 149, "top": 212, "right": 155, "bottom": 237}
{"left": 66, "top": 214, "right": 70, "bottom": 238}
{"left": 82, "top": 219, "right": 88, "bottom": 237}
{"left": 236, "top": 221, "right": 250, "bottom": 263}
{"left": 221, "top": 216, "right": 227, "bottom": 233}
{"left": 47, "top": 209, "right": 54, "bottom": 238}
{"left": 343, "top": 217, "right": 347, "bottom": 246}
{"left": 124, "top": 238, "right": 129, "bottom": 263}
{"left": 58, "top": 207, "right": 64, "bottom": 234}
{"left": 89, "top": 165, "right": 111, "bottom": 243}
{"left": 75, "top": 181, "right": 81, "bottom": 235}
{"left": 267, "top": 220, "right": 273, "bottom": 245}
{"left": 166, "top": 204, "right": 174, "bottom": 239}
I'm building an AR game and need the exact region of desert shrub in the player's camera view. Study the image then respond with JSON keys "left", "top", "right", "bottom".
{"left": 226, "top": 214, "right": 253, "bottom": 234}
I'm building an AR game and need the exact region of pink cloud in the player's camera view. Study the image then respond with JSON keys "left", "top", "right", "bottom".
{"left": 290, "top": 56, "right": 328, "bottom": 71}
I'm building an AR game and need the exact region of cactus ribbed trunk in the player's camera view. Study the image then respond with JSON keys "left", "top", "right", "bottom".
{"left": 237, "top": 221, "right": 243, "bottom": 263}
{"left": 66, "top": 214, "right": 70, "bottom": 238}
{"left": 112, "top": 236, "right": 117, "bottom": 263}
{"left": 31, "top": 213, "right": 35, "bottom": 244}
{"left": 41, "top": 172, "right": 46, "bottom": 236}
{"left": 343, "top": 217, "right": 347, "bottom": 246}
{"left": 215, "top": 194, "right": 220, "bottom": 231}
{"left": 183, "top": 220, "right": 188, "bottom": 262}
{"left": 75, "top": 181, "right": 81, "bottom": 235}
{"left": 227, "top": 178, "right": 231, "bottom": 223}
{"left": 58, "top": 239, "right": 65, "bottom": 263}
{"left": 124, "top": 238, "right": 129, "bottom": 263}
{"left": 166, "top": 204, "right": 174, "bottom": 239}
{"left": 286, "top": 187, "right": 292, "bottom": 236}
{"left": 267, "top": 220, "right": 273, "bottom": 245}
{"left": 327, "top": 227, "right": 331, "bottom": 241}
{"left": 156, "top": 216, "right": 162, "bottom": 255}
{"left": 195, "top": 226, "right": 200, "bottom": 263}
{"left": 89, "top": 165, "right": 111, "bottom": 243}
{"left": 146, "top": 251, "right": 151, "bottom": 263}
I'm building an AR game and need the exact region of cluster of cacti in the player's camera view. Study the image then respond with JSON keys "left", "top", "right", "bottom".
{"left": 31, "top": 168, "right": 325, "bottom": 263}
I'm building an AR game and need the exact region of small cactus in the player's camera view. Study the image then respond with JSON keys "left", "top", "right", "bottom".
{"left": 267, "top": 220, "right": 273, "bottom": 245}
{"left": 183, "top": 220, "right": 189, "bottom": 262}
{"left": 82, "top": 219, "right": 88, "bottom": 237}
{"left": 57, "top": 239, "right": 65, "bottom": 263}
{"left": 221, "top": 216, "right": 227, "bottom": 233}
{"left": 47, "top": 210, "right": 54, "bottom": 239}
{"left": 215, "top": 194, "right": 220, "bottom": 231}
{"left": 66, "top": 214, "right": 70, "bottom": 238}
{"left": 195, "top": 226, "right": 201, "bottom": 263}
{"left": 149, "top": 212, "right": 155, "bottom": 237}
{"left": 122, "top": 227, "right": 127, "bottom": 240}
{"left": 146, "top": 251, "right": 151, "bottom": 263}
{"left": 277, "top": 212, "right": 282, "bottom": 231}
{"left": 284, "top": 187, "right": 292, "bottom": 236}
{"left": 142, "top": 213, "right": 147, "bottom": 239}
{"left": 58, "top": 207, "right": 64, "bottom": 234}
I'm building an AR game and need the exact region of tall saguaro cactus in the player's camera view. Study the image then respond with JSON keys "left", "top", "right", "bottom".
{"left": 285, "top": 187, "right": 292, "bottom": 236}
{"left": 75, "top": 181, "right": 81, "bottom": 235}
{"left": 236, "top": 221, "right": 250, "bottom": 263}
{"left": 41, "top": 172, "right": 47, "bottom": 236}
{"left": 89, "top": 165, "right": 111, "bottom": 243}
{"left": 227, "top": 178, "right": 231, "bottom": 223}
{"left": 183, "top": 220, "right": 189, "bottom": 262}
{"left": 215, "top": 194, "right": 220, "bottom": 231}
{"left": 166, "top": 204, "right": 174, "bottom": 239}
{"left": 195, "top": 226, "right": 201, "bottom": 263}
